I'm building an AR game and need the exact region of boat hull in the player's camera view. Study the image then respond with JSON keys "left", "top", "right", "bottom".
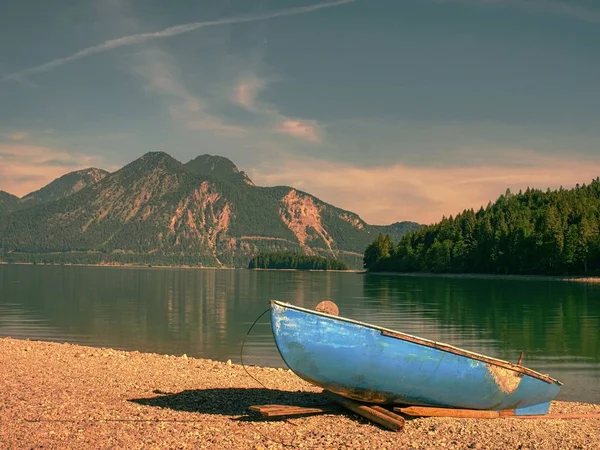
{"left": 270, "top": 301, "right": 561, "bottom": 415}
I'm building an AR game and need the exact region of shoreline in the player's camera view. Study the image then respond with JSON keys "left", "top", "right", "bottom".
{"left": 365, "top": 271, "right": 600, "bottom": 283}
{"left": 0, "top": 261, "right": 360, "bottom": 272}
{"left": 1, "top": 337, "right": 599, "bottom": 449}
{"left": 2, "top": 261, "right": 598, "bottom": 282}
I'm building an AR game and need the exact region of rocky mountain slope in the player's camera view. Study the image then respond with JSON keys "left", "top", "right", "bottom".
{"left": 0, "top": 152, "right": 420, "bottom": 268}
{"left": 19, "top": 168, "right": 109, "bottom": 208}
{"left": 0, "top": 168, "right": 109, "bottom": 215}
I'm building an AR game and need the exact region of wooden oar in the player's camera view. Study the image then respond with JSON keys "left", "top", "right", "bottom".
{"left": 396, "top": 406, "right": 500, "bottom": 419}
{"left": 396, "top": 406, "right": 600, "bottom": 420}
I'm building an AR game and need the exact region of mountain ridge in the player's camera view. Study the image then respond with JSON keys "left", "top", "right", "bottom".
{"left": 0, "top": 168, "right": 111, "bottom": 215}
{"left": 184, "top": 154, "right": 254, "bottom": 186}
{"left": 0, "top": 191, "right": 20, "bottom": 216}
{"left": 0, "top": 152, "right": 420, "bottom": 268}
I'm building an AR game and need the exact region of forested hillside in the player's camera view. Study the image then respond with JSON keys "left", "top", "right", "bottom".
{"left": 365, "top": 179, "right": 600, "bottom": 275}
{"left": 0, "top": 191, "right": 19, "bottom": 216}
{"left": 248, "top": 251, "right": 348, "bottom": 270}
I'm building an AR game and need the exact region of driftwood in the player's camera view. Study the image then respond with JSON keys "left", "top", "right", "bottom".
{"left": 248, "top": 392, "right": 406, "bottom": 431}
{"left": 248, "top": 404, "right": 337, "bottom": 417}
{"left": 249, "top": 393, "right": 600, "bottom": 429}
{"left": 322, "top": 391, "right": 405, "bottom": 431}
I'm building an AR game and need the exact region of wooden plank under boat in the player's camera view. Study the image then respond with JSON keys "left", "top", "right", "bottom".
{"left": 269, "top": 300, "right": 562, "bottom": 416}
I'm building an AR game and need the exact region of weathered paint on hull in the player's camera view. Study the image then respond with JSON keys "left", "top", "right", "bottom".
{"left": 270, "top": 301, "right": 562, "bottom": 415}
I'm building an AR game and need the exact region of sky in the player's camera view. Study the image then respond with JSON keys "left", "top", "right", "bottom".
{"left": 1, "top": 0, "right": 599, "bottom": 225}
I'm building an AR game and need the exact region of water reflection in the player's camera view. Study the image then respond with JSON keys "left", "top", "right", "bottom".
{"left": 0, "top": 265, "right": 598, "bottom": 403}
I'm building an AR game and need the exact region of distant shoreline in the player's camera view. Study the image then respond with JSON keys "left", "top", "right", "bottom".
{"left": 248, "top": 267, "right": 361, "bottom": 273}
{"left": 0, "top": 261, "right": 359, "bottom": 272}
{"left": 365, "top": 271, "right": 600, "bottom": 283}
{"left": 2, "top": 261, "right": 598, "bottom": 282}
{"left": 0, "top": 261, "right": 232, "bottom": 270}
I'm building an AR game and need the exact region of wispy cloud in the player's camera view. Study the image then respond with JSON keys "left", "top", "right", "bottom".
{"left": 3, "top": 132, "right": 28, "bottom": 141}
{"left": 233, "top": 76, "right": 266, "bottom": 111}
{"left": 250, "top": 151, "right": 600, "bottom": 224}
{"left": 276, "top": 119, "right": 322, "bottom": 143}
{"left": 0, "top": 143, "right": 112, "bottom": 197}
{"left": 1, "top": 0, "right": 359, "bottom": 83}
{"left": 232, "top": 75, "right": 324, "bottom": 143}
{"left": 133, "top": 49, "right": 245, "bottom": 135}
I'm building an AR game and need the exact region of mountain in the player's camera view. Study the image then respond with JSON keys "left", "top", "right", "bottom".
{"left": 20, "top": 168, "right": 109, "bottom": 207}
{"left": 0, "top": 152, "right": 420, "bottom": 268}
{"left": 0, "top": 191, "right": 19, "bottom": 216}
{"left": 184, "top": 154, "right": 254, "bottom": 185}
{"left": 376, "top": 221, "right": 422, "bottom": 237}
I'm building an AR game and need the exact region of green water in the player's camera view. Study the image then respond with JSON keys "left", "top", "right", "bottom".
{"left": 0, "top": 264, "right": 598, "bottom": 403}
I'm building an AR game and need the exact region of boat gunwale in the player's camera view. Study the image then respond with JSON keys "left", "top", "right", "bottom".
{"left": 270, "top": 300, "right": 562, "bottom": 386}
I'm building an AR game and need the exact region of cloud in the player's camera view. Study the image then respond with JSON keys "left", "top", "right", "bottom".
{"left": 0, "top": 143, "right": 111, "bottom": 197}
{"left": 1, "top": 0, "right": 359, "bottom": 83}
{"left": 276, "top": 119, "right": 322, "bottom": 143}
{"left": 133, "top": 49, "right": 246, "bottom": 135}
{"left": 249, "top": 151, "right": 600, "bottom": 225}
{"left": 231, "top": 75, "right": 324, "bottom": 143}
{"left": 233, "top": 76, "right": 266, "bottom": 110}
{"left": 2, "top": 132, "right": 28, "bottom": 141}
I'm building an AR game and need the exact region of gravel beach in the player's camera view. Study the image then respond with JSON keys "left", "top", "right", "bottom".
{"left": 1, "top": 337, "right": 598, "bottom": 450}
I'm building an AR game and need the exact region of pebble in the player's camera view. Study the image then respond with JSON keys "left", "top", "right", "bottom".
{"left": 1, "top": 337, "right": 599, "bottom": 450}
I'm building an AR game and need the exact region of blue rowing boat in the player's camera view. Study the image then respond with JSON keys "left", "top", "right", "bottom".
{"left": 270, "top": 300, "right": 562, "bottom": 416}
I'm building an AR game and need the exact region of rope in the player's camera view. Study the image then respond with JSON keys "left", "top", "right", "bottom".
{"left": 240, "top": 308, "right": 270, "bottom": 390}
{"left": 240, "top": 307, "right": 298, "bottom": 448}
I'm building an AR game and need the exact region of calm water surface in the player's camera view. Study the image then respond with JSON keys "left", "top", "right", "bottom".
{"left": 1, "top": 265, "right": 599, "bottom": 403}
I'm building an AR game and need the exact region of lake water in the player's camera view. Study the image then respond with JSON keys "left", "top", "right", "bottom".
{"left": 1, "top": 264, "right": 599, "bottom": 404}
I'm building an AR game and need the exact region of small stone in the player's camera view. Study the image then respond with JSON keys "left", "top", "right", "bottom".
{"left": 469, "top": 443, "right": 482, "bottom": 449}
{"left": 182, "top": 354, "right": 188, "bottom": 359}
{"left": 227, "top": 359, "right": 232, "bottom": 366}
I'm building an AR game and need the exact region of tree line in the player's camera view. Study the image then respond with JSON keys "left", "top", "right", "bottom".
{"left": 364, "top": 179, "right": 600, "bottom": 275}
{"left": 248, "top": 251, "right": 349, "bottom": 270}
